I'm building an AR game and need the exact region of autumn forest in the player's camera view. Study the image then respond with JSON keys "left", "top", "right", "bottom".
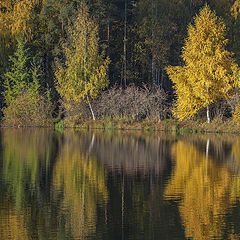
{"left": 1, "top": 0, "right": 240, "bottom": 126}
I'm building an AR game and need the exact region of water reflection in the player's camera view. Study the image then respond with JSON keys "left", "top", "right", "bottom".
{"left": 52, "top": 132, "right": 108, "bottom": 239}
{"left": 2, "top": 129, "right": 58, "bottom": 209}
{"left": 93, "top": 132, "right": 172, "bottom": 175}
{"left": 0, "top": 129, "right": 58, "bottom": 239}
{"left": 165, "top": 136, "right": 240, "bottom": 240}
{"left": 1, "top": 130, "right": 240, "bottom": 239}
{"left": 0, "top": 204, "right": 28, "bottom": 240}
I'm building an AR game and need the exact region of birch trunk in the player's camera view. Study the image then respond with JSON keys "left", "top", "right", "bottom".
{"left": 206, "top": 87, "right": 210, "bottom": 123}
{"left": 207, "top": 104, "right": 210, "bottom": 123}
{"left": 87, "top": 95, "right": 96, "bottom": 121}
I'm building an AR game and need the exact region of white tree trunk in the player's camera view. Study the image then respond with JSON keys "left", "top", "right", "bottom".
{"left": 206, "top": 139, "right": 210, "bottom": 159}
{"left": 207, "top": 104, "right": 210, "bottom": 123}
{"left": 87, "top": 95, "right": 96, "bottom": 121}
{"left": 88, "top": 134, "right": 95, "bottom": 153}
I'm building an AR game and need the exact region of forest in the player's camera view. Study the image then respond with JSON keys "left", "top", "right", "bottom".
{"left": 1, "top": 0, "right": 240, "bottom": 127}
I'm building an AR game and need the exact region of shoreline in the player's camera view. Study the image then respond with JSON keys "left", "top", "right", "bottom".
{"left": 1, "top": 118, "right": 240, "bottom": 135}
{"left": 59, "top": 118, "right": 240, "bottom": 135}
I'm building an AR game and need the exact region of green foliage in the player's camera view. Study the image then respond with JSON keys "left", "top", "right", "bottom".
{"left": 37, "top": 0, "right": 81, "bottom": 55}
{"left": 132, "top": 0, "right": 185, "bottom": 84}
{"left": 2, "top": 129, "right": 56, "bottom": 209}
{"left": 1, "top": 0, "right": 240, "bottom": 123}
{"left": 4, "top": 39, "right": 30, "bottom": 105}
{"left": 54, "top": 120, "right": 65, "bottom": 131}
{"left": 3, "top": 39, "right": 53, "bottom": 126}
{"left": 166, "top": 5, "right": 237, "bottom": 121}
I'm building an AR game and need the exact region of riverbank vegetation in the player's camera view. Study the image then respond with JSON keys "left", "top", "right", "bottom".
{"left": 2, "top": 1, "right": 240, "bottom": 130}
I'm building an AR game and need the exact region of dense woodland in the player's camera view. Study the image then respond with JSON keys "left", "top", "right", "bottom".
{"left": 1, "top": 0, "right": 240, "bottom": 126}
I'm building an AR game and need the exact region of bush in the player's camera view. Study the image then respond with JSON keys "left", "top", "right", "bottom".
{"left": 58, "top": 99, "right": 91, "bottom": 123}
{"left": 94, "top": 85, "right": 170, "bottom": 121}
{"left": 54, "top": 120, "right": 64, "bottom": 131}
{"left": 58, "top": 85, "right": 170, "bottom": 123}
{"left": 233, "top": 103, "right": 240, "bottom": 125}
{"left": 3, "top": 91, "right": 53, "bottom": 127}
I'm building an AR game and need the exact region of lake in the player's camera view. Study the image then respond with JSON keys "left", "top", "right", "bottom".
{"left": 0, "top": 129, "right": 240, "bottom": 239}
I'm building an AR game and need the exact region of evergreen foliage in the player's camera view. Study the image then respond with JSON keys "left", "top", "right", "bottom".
{"left": 3, "top": 39, "right": 53, "bottom": 126}
{"left": 0, "top": 1, "right": 240, "bottom": 125}
{"left": 4, "top": 39, "right": 31, "bottom": 105}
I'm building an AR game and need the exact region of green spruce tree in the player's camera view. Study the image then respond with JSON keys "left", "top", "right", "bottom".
{"left": 4, "top": 39, "right": 30, "bottom": 105}
{"left": 3, "top": 39, "right": 53, "bottom": 126}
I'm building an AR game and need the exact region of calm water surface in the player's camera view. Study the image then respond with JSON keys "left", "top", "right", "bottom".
{"left": 1, "top": 129, "right": 240, "bottom": 239}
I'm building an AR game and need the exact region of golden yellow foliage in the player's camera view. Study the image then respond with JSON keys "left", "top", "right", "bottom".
{"left": 166, "top": 5, "right": 236, "bottom": 121}
{"left": 231, "top": 0, "right": 240, "bottom": 19}
{"left": 165, "top": 140, "right": 240, "bottom": 239}
{"left": 0, "top": 202, "right": 30, "bottom": 240}
{"left": 0, "top": 0, "right": 39, "bottom": 42}
{"left": 233, "top": 102, "right": 240, "bottom": 124}
{"left": 55, "top": 2, "right": 110, "bottom": 111}
{"left": 52, "top": 133, "right": 108, "bottom": 239}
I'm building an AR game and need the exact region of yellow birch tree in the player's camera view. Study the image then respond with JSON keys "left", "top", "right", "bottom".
{"left": 0, "top": 0, "right": 39, "bottom": 40}
{"left": 55, "top": 2, "right": 110, "bottom": 120}
{"left": 166, "top": 5, "right": 236, "bottom": 122}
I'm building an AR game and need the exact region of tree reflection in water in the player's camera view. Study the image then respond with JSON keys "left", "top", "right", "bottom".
{"left": 165, "top": 137, "right": 240, "bottom": 240}
{"left": 2, "top": 130, "right": 240, "bottom": 239}
{"left": 52, "top": 132, "right": 108, "bottom": 239}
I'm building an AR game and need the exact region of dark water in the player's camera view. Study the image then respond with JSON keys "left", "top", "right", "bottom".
{"left": 1, "top": 129, "right": 240, "bottom": 239}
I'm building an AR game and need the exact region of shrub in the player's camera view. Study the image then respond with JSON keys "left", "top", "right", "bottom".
{"left": 58, "top": 98, "right": 91, "bottom": 123}
{"left": 94, "top": 85, "right": 170, "bottom": 121}
{"left": 3, "top": 91, "right": 53, "bottom": 127}
{"left": 54, "top": 120, "right": 64, "bottom": 131}
{"left": 233, "top": 103, "right": 240, "bottom": 125}
{"left": 58, "top": 85, "right": 170, "bottom": 123}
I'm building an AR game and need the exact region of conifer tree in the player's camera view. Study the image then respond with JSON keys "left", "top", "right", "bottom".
{"left": 55, "top": 2, "right": 110, "bottom": 120}
{"left": 4, "top": 39, "right": 42, "bottom": 105}
{"left": 3, "top": 39, "right": 53, "bottom": 126}
{"left": 166, "top": 5, "right": 237, "bottom": 122}
{"left": 4, "top": 39, "right": 30, "bottom": 105}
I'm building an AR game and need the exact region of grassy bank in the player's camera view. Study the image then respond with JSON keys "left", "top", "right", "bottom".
{"left": 56, "top": 117, "right": 240, "bottom": 134}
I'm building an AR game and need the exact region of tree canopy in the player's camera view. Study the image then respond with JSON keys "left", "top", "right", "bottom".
{"left": 167, "top": 5, "right": 237, "bottom": 121}
{"left": 55, "top": 3, "right": 110, "bottom": 120}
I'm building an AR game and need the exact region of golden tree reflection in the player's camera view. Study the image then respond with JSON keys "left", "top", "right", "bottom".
{"left": 165, "top": 140, "right": 240, "bottom": 240}
{"left": 0, "top": 198, "right": 30, "bottom": 240}
{"left": 52, "top": 134, "right": 108, "bottom": 239}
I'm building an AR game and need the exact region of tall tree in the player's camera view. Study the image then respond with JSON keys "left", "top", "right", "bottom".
{"left": 35, "top": 0, "right": 81, "bottom": 88}
{"left": 131, "top": 0, "right": 187, "bottom": 87}
{"left": 167, "top": 5, "right": 236, "bottom": 122}
{"left": 4, "top": 39, "right": 31, "bottom": 105}
{"left": 123, "top": 0, "right": 127, "bottom": 87}
{"left": 55, "top": 3, "right": 110, "bottom": 120}
{"left": 0, "top": 0, "right": 40, "bottom": 98}
{"left": 3, "top": 39, "right": 53, "bottom": 126}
